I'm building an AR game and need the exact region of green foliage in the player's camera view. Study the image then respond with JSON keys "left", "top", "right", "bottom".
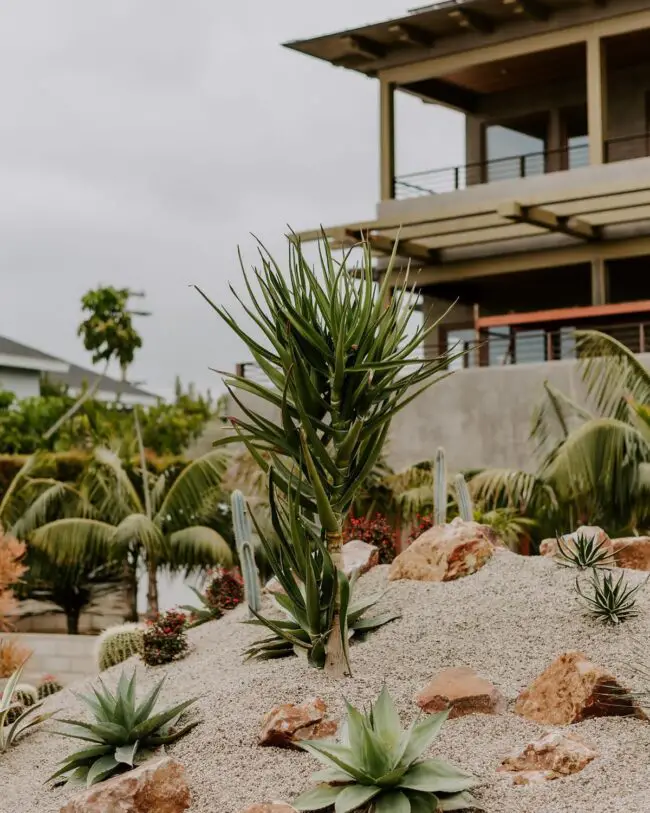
{"left": 37, "top": 676, "right": 64, "bottom": 700}
{"left": 244, "top": 486, "right": 399, "bottom": 668}
{"left": 433, "top": 448, "right": 447, "bottom": 526}
{"left": 78, "top": 286, "right": 143, "bottom": 378}
{"left": 293, "top": 686, "right": 479, "bottom": 813}
{"left": 96, "top": 624, "right": 145, "bottom": 671}
{"left": 575, "top": 569, "right": 646, "bottom": 625}
{"left": 231, "top": 490, "right": 261, "bottom": 615}
{"left": 555, "top": 532, "right": 616, "bottom": 570}
{"left": 49, "top": 670, "right": 200, "bottom": 786}
{"left": 179, "top": 585, "right": 223, "bottom": 627}
{"left": 0, "top": 659, "right": 56, "bottom": 752}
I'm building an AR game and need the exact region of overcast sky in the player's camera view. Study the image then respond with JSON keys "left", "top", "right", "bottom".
{"left": 1, "top": 1, "right": 464, "bottom": 399}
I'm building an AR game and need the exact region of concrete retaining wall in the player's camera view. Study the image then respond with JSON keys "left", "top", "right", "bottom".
{"left": 3, "top": 632, "right": 97, "bottom": 686}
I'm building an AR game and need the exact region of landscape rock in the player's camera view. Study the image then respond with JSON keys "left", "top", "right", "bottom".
{"left": 498, "top": 731, "right": 598, "bottom": 784}
{"left": 539, "top": 526, "right": 612, "bottom": 558}
{"left": 59, "top": 757, "right": 190, "bottom": 813}
{"left": 612, "top": 537, "right": 650, "bottom": 570}
{"left": 415, "top": 666, "right": 505, "bottom": 718}
{"left": 515, "top": 651, "right": 644, "bottom": 725}
{"left": 389, "top": 518, "right": 495, "bottom": 582}
{"left": 258, "top": 697, "right": 337, "bottom": 748}
{"left": 240, "top": 805, "right": 297, "bottom": 813}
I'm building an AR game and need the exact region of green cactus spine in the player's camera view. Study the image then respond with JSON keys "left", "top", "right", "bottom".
{"left": 37, "top": 677, "right": 64, "bottom": 700}
{"left": 433, "top": 447, "right": 447, "bottom": 526}
{"left": 231, "top": 490, "right": 261, "bottom": 617}
{"left": 96, "top": 623, "right": 145, "bottom": 671}
{"left": 454, "top": 473, "right": 474, "bottom": 522}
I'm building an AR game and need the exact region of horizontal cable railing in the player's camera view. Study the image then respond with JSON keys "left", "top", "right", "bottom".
{"left": 605, "top": 131, "right": 650, "bottom": 164}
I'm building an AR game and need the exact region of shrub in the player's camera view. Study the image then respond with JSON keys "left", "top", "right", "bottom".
{"left": 37, "top": 675, "right": 64, "bottom": 700}
{"left": 406, "top": 514, "right": 434, "bottom": 546}
{"left": 344, "top": 514, "right": 397, "bottom": 565}
{"left": 0, "top": 525, "right": 27, "bottom": 629}
{"left": 49, "top": 669, "right": 199, "bottom": 785}
{"left": 556, "top": 532, "right": 616, "bottom": 570}
{"left": 205, "top": 567, "right": 244, "bottom": 612}
{"left": 96, "top": 624, "right": 145, "bottom": 671}
{"left": 575, "top": 569, "right": 647, "bottom": 624}
{"left": 142, "top": 609, "right": 188, "bottom": 666}
{"left": 0, "top": 637, "right": 31, "bottom": 678}
{"left": 180, "top": 587, "right": 223, "bottom": 628}
{"left": 293, "top": 686, "right": 479, "bottom": 812}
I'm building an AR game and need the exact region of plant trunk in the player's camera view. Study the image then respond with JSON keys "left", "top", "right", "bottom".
{"left": 123, "top": 560, "right": 139, "bottom": 622}
{"left": 146, "top": 556, "right": 159, "bottom": 618}
{"left": 66, "top": 607, "right": 80, "bottom": 635}
{"left": 324, "top": 529, "right": 349, "bottom": 679}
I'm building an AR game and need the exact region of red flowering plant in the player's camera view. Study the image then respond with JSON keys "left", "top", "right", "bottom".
{"left": 406, "top": 514, "right": 434, "bottom": 547}
{"left": 343, "top": 514, "right": 398, "bottom": 565}
{"left": 205, "top": 567, "right": 244, "bottom": 611}
{"left": 142, "top": 608, "right": 189, "bottom": 666}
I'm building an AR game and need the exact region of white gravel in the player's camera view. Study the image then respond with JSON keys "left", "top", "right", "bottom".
{"left": 2, "top": 549, "right": 650, "bottom": 812}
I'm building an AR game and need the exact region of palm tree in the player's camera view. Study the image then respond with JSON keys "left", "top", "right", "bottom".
{"left": 14, "top": 446, "right": 233, "bottom": 620}
{"left": 471, "top": 330, "right": 650, "bottom": 540}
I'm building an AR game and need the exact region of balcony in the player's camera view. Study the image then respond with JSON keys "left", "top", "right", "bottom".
{"left": 393, "top": 132, "right": 650, "bottom": 199}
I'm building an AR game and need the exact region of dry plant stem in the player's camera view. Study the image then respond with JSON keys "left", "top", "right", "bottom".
{"left": 324, "top": 528, "right": 348, "bottom": 679}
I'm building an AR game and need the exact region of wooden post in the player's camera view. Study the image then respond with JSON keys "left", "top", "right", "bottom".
{"left": 591, "top": 258, "right": 609, "bottom": 306}
{"left": 587, "top": 36, "right": 608, "bottom": 165}
{"left": 380, "top": 81, "right": 395, "bottom": 200}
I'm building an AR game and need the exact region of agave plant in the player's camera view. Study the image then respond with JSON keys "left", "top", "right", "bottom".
{"left": 0, "top": 658, "right": 56, "bottom": 752}
{"left": 198, "top": 235, "right": 458, "bottom": 675}
{"left": 294, "top": 687, "right": 479, "bottom": 813}
{"left": 575, "top": 569, "right": 647, "bottom": 625}
{"left": 245, "top": 483, "right": 399, "bottom": 667}
{"left": 555, "top": 532, "right": 616, "bottom": 570}
{"left": 49, "top": 670, "right": 199, "bottom": 786}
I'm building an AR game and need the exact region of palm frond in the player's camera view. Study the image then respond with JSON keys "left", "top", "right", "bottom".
{"left": 11, "top": 480, "right": 91, "bottom": 539}
{"left": 114, "top": 514, "right": 165, "bottom": 557}
{"left": 0, "top": 453, "right": 45, "bottom": 527}
{"left": 165, "top": 526, "right": 233, "bottom": 570}
{"left": 470, "top": 468, "right": 558, "bottom": 514}
{"left": 28, "top": 518, "right": 120, "bottom": 567}
{"left": 91, "top": 448, "right": 143, "bottom": 516}
{"left": 157, "top": 450, "right": 229, "bottom": 531}
{"left": 531, "top": 380, "right": 593, "bottom": 459}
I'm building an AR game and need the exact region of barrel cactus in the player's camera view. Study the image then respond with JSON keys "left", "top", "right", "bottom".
{"left": 14, "top": 684, "right": 38, "bottom": 708}
{"left": 5, "top": 702, "right": 24, "bottom": 725}
{"left": 96, "top": 623, "right": 145, "bottom": 672}
{"left": 454, "top": 473, "right": 474, "bottom": 522}
{"left": 433, "top": 447, "right": 447, "bottom": 526}
{"left": 37, "top": 676, "right": 64, "bottom": 700}
{"left": 231, "top": 490, "right": 261, "bottom": 616}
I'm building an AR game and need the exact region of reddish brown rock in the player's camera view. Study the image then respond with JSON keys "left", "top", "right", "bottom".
{"left": 259, "top": 697, "right": 337, "bottom": 748}
{"left": 59, "top": 757, "right": 190, "bottom": 813}
{"left": 241, "top": 806, "right": 297, "bottom": 813}
{"left": 389, "top": 518, "right": 495, "bottom": 582}
{"left": 515, "top": 652, "right": 644, "bottom": 725}
{"left": 499, "top": 731, "right": 598, "bottom": 784}
{"left": 612, "top": 537, "right": 650, "bottom": 570}
{"left": 539, "top": 526, "right": 612, "bottom": 558}
{"left": 415, "top": 667, "right": 505, "bottom": 718}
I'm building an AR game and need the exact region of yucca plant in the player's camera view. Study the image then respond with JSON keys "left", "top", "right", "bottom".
{"left": 49, "top": 670, "right": 199, "bottom": 787}
{"left": 0, "top": 658, "right": 56, "bottom": 752}
{"left": 294, "top": 686, "right": 480, "bottom": 812}
{"left": 198, "top": 235, "right": 457, "bottom": 675}
{"left": 575, "top": 569, "right": 647, "bottom": 624}
{"left": 555, "top": 532, "right": 616, "bottom": 570}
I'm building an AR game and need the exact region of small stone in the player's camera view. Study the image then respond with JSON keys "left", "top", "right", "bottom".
{"left": 515, "top": 651, "right": 644, "bottom": 725}
{"left": 415, "top": 667, "right": 505, "bottom": 718}
{"left": 499, "top": 731, "right": 598, "bottom": 784}
{"left": 539, "top": 526, "right": 612, "bottom": 558}
{"left": 240, "top": 805, "right": 297, "bottom": 813}
{"left": 59, "top": 757, "right": 189, "bottom": 813}
{"left": 389, "top": 518, "right": 495, "bottom": 582}
{"left": 342, "top": 539, "right": 379, "bottom": 576}
{"left": 612, "top": 537, "right": 650, "bottom": 570}
{"left": 259, "top": 697, "right": 337, "bottom": 748}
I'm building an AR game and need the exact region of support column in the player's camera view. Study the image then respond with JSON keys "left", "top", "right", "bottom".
{"left": 379, "top": 80, "right": 395, "bottom": 201}
{"left": 465, "top": 115, "right": 485, "bottom": 186}
{"left": 421, "top": 294, "right": 474, "bottom": 361}
{"left": 587, "top": 36, "right": 608, "bottom": 165}
{"left": 591, "top": 257, "right": 609, "bottom": 305}
{"left": 546, "top": 108, "right": 564, "bottom": 172}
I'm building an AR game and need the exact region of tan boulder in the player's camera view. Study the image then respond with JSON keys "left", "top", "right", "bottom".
{"left": 259, "top": 697, "right": 337, "bottom": 748}
{"left": 515, "top": 651, "right": 644, "bottom": 725}
{"left": 241, "top": 806, "right": 297, "bottom": 813}
{"left": 539, "top": 526, "right": 612, "bottom": 558}
{"left": 389, "top": 518, "right": 494, "bottom": 582}
{"left": 612, "top": 537, "right": 650, "bottom": 570}
{"left": 59, "top": 757, "right": 190, "bottom": 813}
{"left": 499, "top": 731, "right": 598, "bottom": 784}
{"left": 415, "top": 667, "right": 505, "bottom": 718}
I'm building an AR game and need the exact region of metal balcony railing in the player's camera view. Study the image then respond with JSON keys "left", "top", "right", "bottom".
{"left": 394, "top": 132, "right": 650, "bottom": 199}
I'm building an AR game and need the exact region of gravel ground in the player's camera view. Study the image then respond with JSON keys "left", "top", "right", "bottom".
{"left": 2, "top": 549, "right": 650, "bottom": 812}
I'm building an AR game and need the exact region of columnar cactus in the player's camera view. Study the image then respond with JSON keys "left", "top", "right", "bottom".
{"left": 96, "top": 623, "right": 145, "bottom": 672}
{"left": 37, "top": 676, "right": 64, "bottom": 700}
{"left": 454, "top": 473, "right": 474, "bottom": 522}
{"left": 231, "top": 490, "right": 261, "bottom": 617}
{"left": 433, "top": 447, "right": 447, "bottom": 526}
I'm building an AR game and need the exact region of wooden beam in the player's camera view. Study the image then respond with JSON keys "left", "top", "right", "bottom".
{"left": 476, "top": 299, "right": 650, "bottom": 329}
{"left": 345, "top": 229, "right": 439, "bottom": 262}
{"left": 379, "top": 81, "right": 395, "bottom": 201}
{"left": 448, "top": 7, "right": 494, "bottom": 34}
{"left": 340, "top": 35, "right": 386, "bottom": 60}
{"left": 587, "top": 35, "right": 608, "bottom": 165}
{"left": 408, "top": 77, "right": 480, "bottom": 113}
{"left": 498, "top": 201, "right": 600, "bottom": 241}
{"left": 388, "top": 23, "right": 434, "bottom": 48}
{"left": 502, "top": 0, "right": 551, "bottom": 22}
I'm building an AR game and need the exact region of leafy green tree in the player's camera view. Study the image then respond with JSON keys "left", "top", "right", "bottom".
{"left": 199, "top": 236, "right": 454, "bottom": 676}
{"left": 78, "top": 286, "right": 143, "bottom": 382}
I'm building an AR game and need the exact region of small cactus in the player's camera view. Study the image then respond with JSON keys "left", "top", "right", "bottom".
{"left": 96, "top": 623, "right": 145, "bottom": 672}
{"left": 5, "top": 702, "right": 24, "bottom": 725}
{"left": 454, "top": 473, "right": 474, "bottom": 522}
{"left": 231, "top": 490, "right": 261, "bottom": 616}
{"left": 37, "top": 675, "right": 64, "bottom": 700}
{"left": 14, "top": 683, "right": 38, "bottom": 708}
{"left": 433, "top": 447, "right": 447, "bottom": 526}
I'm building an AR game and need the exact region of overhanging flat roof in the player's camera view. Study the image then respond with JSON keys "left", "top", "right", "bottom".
{"left": 284, "top": 0, "right": 617, "bottom": 77}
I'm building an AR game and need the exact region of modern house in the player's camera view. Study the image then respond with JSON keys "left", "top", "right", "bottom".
{"left": 288, "top": 0, "right": 650, "bottom": 367}
{"left": 0, "top": 335, "right": 159, "bottom": 406}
